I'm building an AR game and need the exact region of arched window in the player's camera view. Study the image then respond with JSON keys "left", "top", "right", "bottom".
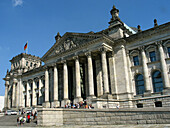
{"left": 152, "top": 70, "right": 163, "bottom": 92}
{"left": 135, "top": 74, "right": 145, "bottom": 95}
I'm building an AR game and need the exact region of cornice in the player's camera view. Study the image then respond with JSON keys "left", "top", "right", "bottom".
{"left": 97, "top": 21, "right": 134, "bottom": 36}
{"left": 10, "top": 53, "right": 41, "bottom": 62}
{"left": 22, "top": 65, "right": 45, "bottom": 77}
{"left": 125, "top": 22, "right": 170, "bottom": 43}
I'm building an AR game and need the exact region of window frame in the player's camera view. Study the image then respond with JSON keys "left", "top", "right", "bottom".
{"left": 149, "top": 51, "right": 157, "bottom": 62}
{"left": 152, "top": 70, "right": 163, "bottom": 93}
{"left": 129, "top": 50, "right": 141, "bottom": 66}
{"left": 135, "top": 74, "right": 145, "bottom": 95}
{"left": 145, "top": 45, "right": 158, "bottom": 63}
{"left": 133, "top": 56, "right": 140, "bottom": 66}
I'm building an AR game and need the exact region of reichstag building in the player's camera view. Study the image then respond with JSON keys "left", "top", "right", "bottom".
{"left": 3, "top": 6, "right": 170, "bottom": 109}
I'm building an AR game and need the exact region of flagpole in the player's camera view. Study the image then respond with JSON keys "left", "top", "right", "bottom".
{"left": 26, "top": 41, "right": 28, "bottom": 54}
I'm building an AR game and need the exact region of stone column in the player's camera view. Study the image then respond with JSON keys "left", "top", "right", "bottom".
{"left": 7, "top": 86, "right": 11, "bottom": 108}
{"left": 4, "top": 81, "right": 9, "bottom": 109}
{"left": 38, "top": 78, "right": 42, "bottom": 105}
{"left": 26, "top": 82, "right": 30, "bottom": 107}
{"left": 52, "top": 65, "right": 60, "bottom": 107}
{"left": 73, "top": 56, "right": 83, "bottom": 104}
{"left": 86, "top": 52, "right": 95, "bottom": 98}
{"left": 108, "top": 52, "right": 118, "bottom": 99}
{"left": 49, "top": 68, "right": 53, "bottom": 103}
{"left": 95, "top": 56, "right": 103, "bottom": 97}
{"left": 42, "top": 68, "right": 50, "bottom": 108}
{"left": 12, "top": 82, "right": 16, "bottom": 108}
{"left": 101, "top": 48, "right": 109, "bottom": 94}
{"left": 85, "top": 63, "right": 89, "bottom": 98}
{"left": 18, "top": 78, "right": 23, "bottom": 108}
{"left": 32, "top": 79, "right": 36, "bottom": 106}
{"left": 61, "top": 61, "right": 70, "bottom": 107}
{"left": 140, "top": 47, "right": 151, "bottom": 94}
{"left": 157, "top": 42, "right": 170, "bottom": 89}
{"left": 15, "top": 82, "right": 19, "bottom": 108}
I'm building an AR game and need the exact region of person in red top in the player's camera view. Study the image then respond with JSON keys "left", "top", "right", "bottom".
{"left": 27, "top": 114, "right": 30, "bottom": 123}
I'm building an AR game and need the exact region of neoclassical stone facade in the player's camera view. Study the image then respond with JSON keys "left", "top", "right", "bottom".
{"left": 3, "top": 6, "right": 170, "bottom": 109}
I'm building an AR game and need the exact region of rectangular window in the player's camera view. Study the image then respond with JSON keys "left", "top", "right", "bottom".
{"left": 149, "top": 51, "right": 156, "bottom": 62}
{"left": 168, "top": 47, "right": 170, "bottom": 58}
{"left": 133, "top": 56, "right": 139, "bottom": 66}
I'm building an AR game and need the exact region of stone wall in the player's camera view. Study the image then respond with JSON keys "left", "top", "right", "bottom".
{"left": 37, "top": 108, "right": 170, "bottom": 126}
{"left": 37, "top": 108, "right": 63, "bottom": 126}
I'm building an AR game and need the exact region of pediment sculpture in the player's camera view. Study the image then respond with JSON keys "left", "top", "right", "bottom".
{"left": 55, "top": 39, "right": 77, "bottom": 54}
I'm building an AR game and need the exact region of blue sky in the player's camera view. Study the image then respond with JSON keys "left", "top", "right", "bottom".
{"left": 0, "top": 0, "right": 169, "bottom": 96}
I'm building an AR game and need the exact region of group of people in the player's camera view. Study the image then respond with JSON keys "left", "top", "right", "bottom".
{"left": 64, "top": 100, "right": 94, "bottom": 109}
{"left": 17, "top": 109, "right": 37, "bottom": 126}
{"left": 17, "top": 116, "right": 26, "bottom": 126}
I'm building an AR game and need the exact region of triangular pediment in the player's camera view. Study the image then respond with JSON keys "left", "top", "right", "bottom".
{"left": 41, "top": 32, "right": 102, "bottom": 61}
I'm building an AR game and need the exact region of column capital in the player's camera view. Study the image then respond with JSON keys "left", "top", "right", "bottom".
{"left": 34, "top": 77, "right": 39, "bottom": 82}
{"left": 40, "top": 75, "right": 45, "bottom": 80}
{"left": 13, "top": 79, "right": 17, "bottom": 84}
{"left": 43, "top": 65, "right": 48, "bottom": 70}
{"left": 126, "top": 50, "right": 130, "bottom": 56}
{"left": 85, "top": 52, "right": 91, "bottom": 57}
{"left": 28, "top": 79, "right": 33, "bottom": 83}
{"left": 138, "top": 46, "right": 145, "bottom": 52}
{"left": 155, "top": 41, "right": 163, "bottom": 47}
{"left": 22, "top": 81, "right": 27, "bottom": 85}
{"left": 73, "top": 56, "right": 79, "bottom": 60}
{"left": 51, "top": 63, "right": 57, "bottom": 67}
{"left": 108, "top": 51, "right": 114, "bottom": 57}
{"left": 61, "top": 60, "right": 67, "bottom": 64}
{"left": 99, "top": 47, "right": 107, "bottom": 53}
{"left": 120, "top": 44, "right": 125, "bottom": 49}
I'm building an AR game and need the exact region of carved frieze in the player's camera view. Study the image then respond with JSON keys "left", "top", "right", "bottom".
{"left": 55, "top": 39, "right": 77, "bottom": 54}
{"left": 49, "top": 37, "right": 94, "bottom": 57}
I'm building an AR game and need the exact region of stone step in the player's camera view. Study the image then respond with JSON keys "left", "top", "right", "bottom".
{"left": 0, "top": 115, "right": 37, "bottom": 127}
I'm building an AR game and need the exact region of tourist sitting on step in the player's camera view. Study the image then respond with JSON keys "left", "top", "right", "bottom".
{"left": 17, "top": 117, "right": 20, "bottom": 126}
{"left": 27, "top": 114, "right": 31, "bottom": 123}
{"left": 23, "top": 116, "right": 26, "bottom": 124}
{"left": 19, "top": 116, "right": 23, "bottom": 125}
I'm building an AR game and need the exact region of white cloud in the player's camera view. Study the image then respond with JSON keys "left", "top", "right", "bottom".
{"left": 12, "top": 0, "right": 23, "bottom": 7}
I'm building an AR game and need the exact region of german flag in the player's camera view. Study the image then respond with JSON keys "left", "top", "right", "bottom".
{"left": 24, "top": 42, "right": 28, "bottom": 51}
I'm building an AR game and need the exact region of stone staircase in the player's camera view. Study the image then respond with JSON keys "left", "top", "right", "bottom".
{"left": 0, "top": 115, "right": 37, "bottom": 127}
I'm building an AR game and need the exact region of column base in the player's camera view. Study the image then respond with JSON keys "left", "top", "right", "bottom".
{"left": 101, "top": 94, "right": 113, "bottom": 99}
{"left": 61, "top": 99, "right": 70, "bottom": 108}
{"left": 73, "top": 97, "right": 83, "bottom": 104}
{"left": 143, "top": 90, "right": 152, "bottom": 97}
{"left": 18, "top": 106, "right": 23, "bottom": 109}
{"left": 51, "top": 101, "right": 60, "bottom": 108}
{"left": 86, "top": 95, "right": 96, "bottom": 105}
{"left": 42, "top": 101, "right": 50, "bottom": 108}
{"left": 112, "top": 93, "right": 118, "bottom": 99}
